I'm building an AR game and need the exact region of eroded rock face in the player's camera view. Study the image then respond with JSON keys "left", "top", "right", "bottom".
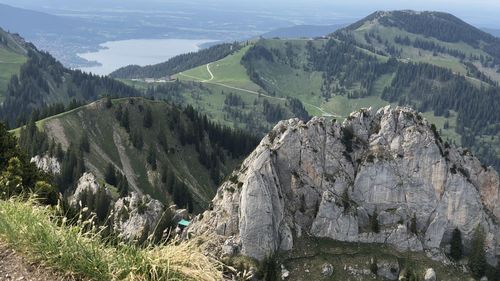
{"left": 190, "top": 106, "right": 500, "bottom": 264}
{"left": 30, "top": 155, "right": 61, "bottom": 174}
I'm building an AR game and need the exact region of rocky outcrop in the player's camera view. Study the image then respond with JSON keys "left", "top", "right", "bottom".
{"left": 30, "top": 155, "right": 60, "bottom": 174}
{"left": 113, "top": 192, "right": 164, "bottom": 241}
{"left": 71, "top": 172, "right": 111, "bottom": 206}
{"left": 190, "top": 106, "right": 500, "bottom": 264}
{"left": 424, "top": 268, "right": 436, "bottom": 281}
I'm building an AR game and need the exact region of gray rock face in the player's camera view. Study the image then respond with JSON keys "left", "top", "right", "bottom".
{"left": 71, "top": 172, "right": 111, "bottom": 206}
{"left": 30, "top": 155, "right": 61, "bottom": 174}
{"left": 113, "top": 192, "right": 164, "bottom": 241}
{"left": 190, "top": 106, "right": 500, "bottom": 264}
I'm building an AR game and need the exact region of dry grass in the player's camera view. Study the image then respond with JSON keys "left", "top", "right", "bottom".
{"left": 0, "top": 198, "right": 223, "bottom": 280}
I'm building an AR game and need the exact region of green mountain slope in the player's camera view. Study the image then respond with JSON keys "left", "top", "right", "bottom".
{"left": 18, "top": 97, "right": 258, "bottom": 212}
{"left": 224, "top": 12, "right": 500, "bottom": 170}
{"left": 110, "top": 43, "right": 242, "bottom": 79}
{"left": 0, "top": 27, "right": 28, "bottom": 101}
{"left": 114, "top": 10, "right": 500, "bottom": 171}
{"left": 119, "top": 46, "right": 311, "bottom": 137}
{"left": 0, "top": 28, "right": 141, "bottom": 128}
{"left": 336, "top": 10, "right": 500, "bottom": 82}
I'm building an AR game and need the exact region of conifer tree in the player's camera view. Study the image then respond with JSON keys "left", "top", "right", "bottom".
{"left": 450, "top": 227, "right": 463, "bottom": 261}
{"left": 120, "top": 108, "right": 130, "bottom": 132}
{"left": 79, "top": 133, "right": 90, "bottom": 153}
{"left": 147, "top": 145, "right": 157, "bottom": 170}
{"left": 143, "top": 106, "right": 153, "bottom": 128}
{"left": 371, "top": 208, "right": 380, "bottom": 233}
{"left": 105, "top": 96, "right": 113, "bottom": 108}
{"left": 104, "top": 163, "right": 117, "bottom": 186}
{"left": 469, "top": 226, "right": 487, "bottom": 278}
{"left": 410, "top": 214, "right": 418, "bottom": 234}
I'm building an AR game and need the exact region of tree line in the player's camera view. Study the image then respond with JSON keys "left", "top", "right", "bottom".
{"left": 110, "top": 43, "right": 242, "bottom": 79}
{"left": 0, "top": 49, "right": 140, "bottom": 128}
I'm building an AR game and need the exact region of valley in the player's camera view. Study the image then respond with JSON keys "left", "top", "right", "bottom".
{"left": 0, "top": 5, "right": 499, "bottom": 281}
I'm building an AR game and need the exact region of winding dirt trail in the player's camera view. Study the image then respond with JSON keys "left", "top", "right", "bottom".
{"left": 201, "top": 63, "right": 214, "bottom": 82}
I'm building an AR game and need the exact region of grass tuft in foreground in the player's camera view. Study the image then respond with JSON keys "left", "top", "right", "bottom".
{"left": 0, "top": 198, "right": 222, "bottom": 280}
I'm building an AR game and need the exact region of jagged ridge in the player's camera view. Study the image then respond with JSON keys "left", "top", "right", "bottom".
{"left": 190, "top": 106, "right": 499, "bottom": 265}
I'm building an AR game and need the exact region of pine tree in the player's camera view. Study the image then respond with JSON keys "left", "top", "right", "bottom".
{"left": 105, "top": 96, "right": 113, "bottom": 108}
{"left": 0, "top": 157, "right": 23, "bottom": 198}
{"left": 117, "top": 174, "right": 129, "bottom": 197}
{"left": 56, "top": 143, "right": 64, "bottom": 161}
{"left": 370, "top": 208, "right": 380, "bottom": 233}
{"left": 120, "top": 108, "right": 130, "bottom": 132}
{"left": 469, "top": 226, "right": 487, "bottom": 278}
{"left": 410, "top": 214, "right": 418, "bottom": 234}
{"left": 157, "top": 130, "right": 168, "bottom": 152}
{"left": 450, "top": 227, "right": 463, "bottom": 261}
{"left": 94, "top": 187, "right": 112, "bottom": 222}
{"left": 161, "top": 165, "right": 168, "bottom": 183}
{"left": 147, "top": 145, "right": 157, "bottom": 170}
{"left": 34, "top": 181, "right": 57, "bottom": 205}
{"left": 131, "top": 131, "right": 144, "bottom": 150}
{"left": 79, "top": 133, "right": 90, "bottom": 153}
{"left": 341, "top": 188, "right": 350, "bottom": 213}
{"left": 104, "top": 163, "right": 117, "bottom": 186}
{"left": 143, "top": 106, "right": 153, "bottom": 128}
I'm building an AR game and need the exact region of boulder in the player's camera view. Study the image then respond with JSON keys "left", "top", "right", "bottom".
{"left": 377, "top": 260, "right": 400, "bottom": 280}
{"left": 281, "top": 264, "right": 290, "bottom": 279}
{"left": 321, "top": 263, "right": 333, "bottom": 277}
{"left": 424, "top": 268, "right": 436, "bottom": 281}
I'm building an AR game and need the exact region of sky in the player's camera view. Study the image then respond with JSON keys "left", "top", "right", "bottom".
{"left": 0, "top": 0, "right": 499, "bottom": 28}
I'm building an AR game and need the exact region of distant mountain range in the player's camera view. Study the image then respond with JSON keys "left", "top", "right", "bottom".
{"left": 260, "top": 24, "right": 345, "bottom": 39}
{"left": 483, "top": 28, "right": 500, "bottom": 37}
{"left": 0, "top": 3, "right": 84, "bottom": 37}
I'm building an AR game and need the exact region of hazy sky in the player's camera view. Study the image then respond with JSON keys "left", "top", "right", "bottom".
{"left": 1, "top": 0, "right": 499, "bottom": 27}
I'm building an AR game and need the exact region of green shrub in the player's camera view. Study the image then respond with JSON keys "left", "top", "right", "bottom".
{"left": 370, "top": 208, "right": 380, "bottom": 233}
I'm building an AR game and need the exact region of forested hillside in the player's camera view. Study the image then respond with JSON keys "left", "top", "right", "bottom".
{"left": 16, "top": 97, "right": 258, "bottom": 212}
{"left": 0, "top": 48, "right": 140, "bottom": 127}
{"left": 121, "top": 49, "right": 312, "bottom": 137}
{"left": 110, "top": 42, "right": 242, "bottom": 79}
{"left": 227, "top": 11, "right": 500, "bottom": 171}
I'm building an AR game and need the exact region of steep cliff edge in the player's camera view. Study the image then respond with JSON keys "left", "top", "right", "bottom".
{"left": 190, "top": 106, "right": 499, "bottom": 265}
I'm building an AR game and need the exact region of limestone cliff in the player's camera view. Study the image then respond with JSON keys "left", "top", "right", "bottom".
{"left": 30, "top": 155, "right": 61, "bottom": 175}
{"left": 190, "top": 106, "right": 499, "bottom": 264}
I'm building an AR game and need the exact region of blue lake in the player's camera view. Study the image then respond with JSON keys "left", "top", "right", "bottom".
{"left": 77, "top": 38, "right": 215, "bottom": 75}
